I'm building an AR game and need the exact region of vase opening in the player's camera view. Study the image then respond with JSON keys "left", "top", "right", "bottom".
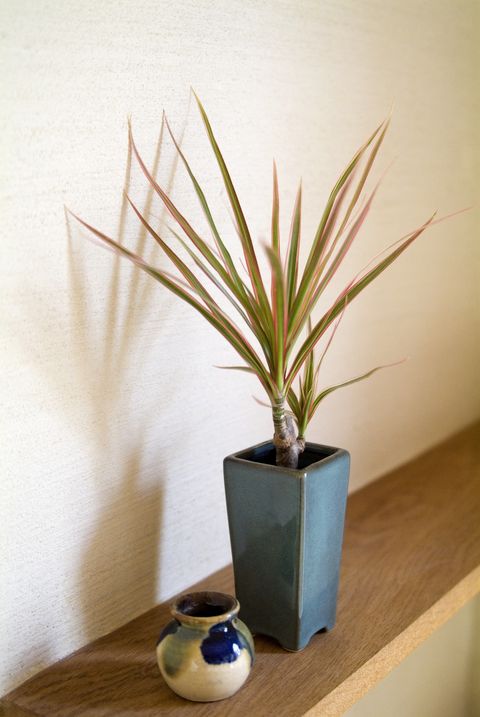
{"left": 172, "top": 591, "right": 239, "bottom": 623}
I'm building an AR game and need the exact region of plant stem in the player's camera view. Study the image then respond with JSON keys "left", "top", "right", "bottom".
{"left": 272, "top": 396, "right": 306, "bottom": 468}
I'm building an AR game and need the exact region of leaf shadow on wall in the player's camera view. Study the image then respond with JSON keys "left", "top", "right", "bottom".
{"left": 67, "top": 115, "right": 186, "bottom": 647}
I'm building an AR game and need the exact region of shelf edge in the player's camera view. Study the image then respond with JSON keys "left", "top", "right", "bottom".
{"left": 304, "top": 564, "right": 480, "bottom": 717}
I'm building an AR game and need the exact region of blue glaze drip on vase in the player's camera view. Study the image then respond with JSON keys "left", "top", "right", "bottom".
{"left": 201, "top": 621, "right": 242, "bottom": 664}
{"left": 157, "top": 618, "right": 179, "bottom": 645}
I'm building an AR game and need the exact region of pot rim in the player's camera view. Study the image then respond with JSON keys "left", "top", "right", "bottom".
{"left": 171, "top": 591, "right": 240, "bottom": 626}
{"left": 225, "top": 440, "right": 349, "bottom": 477}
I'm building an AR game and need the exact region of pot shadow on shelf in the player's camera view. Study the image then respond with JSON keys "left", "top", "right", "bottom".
{"left": 253, "top": 634, "right": 289, "bottom": 656}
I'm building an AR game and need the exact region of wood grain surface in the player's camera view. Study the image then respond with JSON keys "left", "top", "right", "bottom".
{"left": 3, "top": 422, "right": 480, "bottom": 717}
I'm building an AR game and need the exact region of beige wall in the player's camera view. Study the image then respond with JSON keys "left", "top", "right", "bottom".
{"left": 345, "top": 595, "right": 480, "bottom": 717}
{"left": 1, "top": 0, "right": 479, "bottom": 708}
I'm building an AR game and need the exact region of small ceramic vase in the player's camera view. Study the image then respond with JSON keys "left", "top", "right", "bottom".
{"left": 156, "top": 591, "right": 254, "bottom": 702}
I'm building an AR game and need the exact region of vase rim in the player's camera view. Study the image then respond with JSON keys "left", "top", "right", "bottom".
{"left": 171, "top": 591, "right": 240, "bottom": 626}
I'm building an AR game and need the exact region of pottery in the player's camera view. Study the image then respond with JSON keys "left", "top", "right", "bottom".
{"left": 224, "top": 440, "right": 350, "bottom": 651}
{"left": 156, "top": 591, "right": 254, "bottom": 702}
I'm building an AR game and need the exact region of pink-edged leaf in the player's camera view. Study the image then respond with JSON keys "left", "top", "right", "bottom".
{"left": 69, "top": 209, "right": 276, "bottom": 395}
{"left": 128, "top": 123, "right": 229, "bottom": 284}
{"left": 192, "top": 93, "right": 270, "bottom": 311}
{"left": 313, "top": 297, "right": 348, "bottom": 380}
{"left": 167, "top": 226, "right": 252, "bottom": 330}
{"left": 335, "top": 119, "right": 390, "bottom": 240}
{"left": 289, "top": 119, "right": 388, "bottom": 335}
{"left": 265, "top": 244, "right": 287, "bottom": 387}
{"left": 271, "top": 161, "right": 280, "bottom": 256}
{"left": 164, "top": 114, "right": 245, "bottom": 289}
{"left": 285, "top": 181, "right": 302, "bottom": 312}
{"left": 270, "top": 163, "right": 281, "bottom": 370}
{"left": 215, "top": 364, "right": 256, "bottom": 373}
{"left": 252, "top": 395, "right": 273, "bottom": 409}
{"left": 130, "top": 124, "right": 277, "bottom": 359}
{"left": 309, "top": 358, "right": 407, "bottom": 418}
{"left": 289, "top": 179, "right": 381, "bottom": 344}
{"left": 285, "top": 212, "right": 436, "bottom": 389}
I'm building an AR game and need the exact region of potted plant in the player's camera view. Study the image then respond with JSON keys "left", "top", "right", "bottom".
{"left": 71, "top": 95, "right": 440, "bottom": 651}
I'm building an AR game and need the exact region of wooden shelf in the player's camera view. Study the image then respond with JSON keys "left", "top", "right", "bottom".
{"left": 3, "top": 422, "right": 480, "bottom": 717}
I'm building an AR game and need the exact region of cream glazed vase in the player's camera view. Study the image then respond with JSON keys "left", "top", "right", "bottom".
{"left": 156, "top": 591, "right": 255, "bottom": 702}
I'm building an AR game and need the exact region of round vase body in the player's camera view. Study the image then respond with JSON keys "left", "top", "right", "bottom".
{"left": 156, "top": 591, "right": 254, "bottom": 702}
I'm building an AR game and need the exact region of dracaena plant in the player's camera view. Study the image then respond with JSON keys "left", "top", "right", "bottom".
{"left": 71, "top": 95, "right": 438, "bottom": 469}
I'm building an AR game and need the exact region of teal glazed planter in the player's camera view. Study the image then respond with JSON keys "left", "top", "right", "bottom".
{"left": 156, "top": 591, "right": 254, "bottom": 702}
{"left": 224, "top": 441, "right": 350, "bottom": 651}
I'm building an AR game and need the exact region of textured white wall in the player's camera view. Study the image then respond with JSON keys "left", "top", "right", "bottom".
{"left": 1, "top": 0, "right": 479, "bottom": 706}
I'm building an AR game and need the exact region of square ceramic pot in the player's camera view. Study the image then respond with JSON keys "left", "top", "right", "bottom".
{"left": 223, "top": 441, "right": 350, "bottom": 651}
